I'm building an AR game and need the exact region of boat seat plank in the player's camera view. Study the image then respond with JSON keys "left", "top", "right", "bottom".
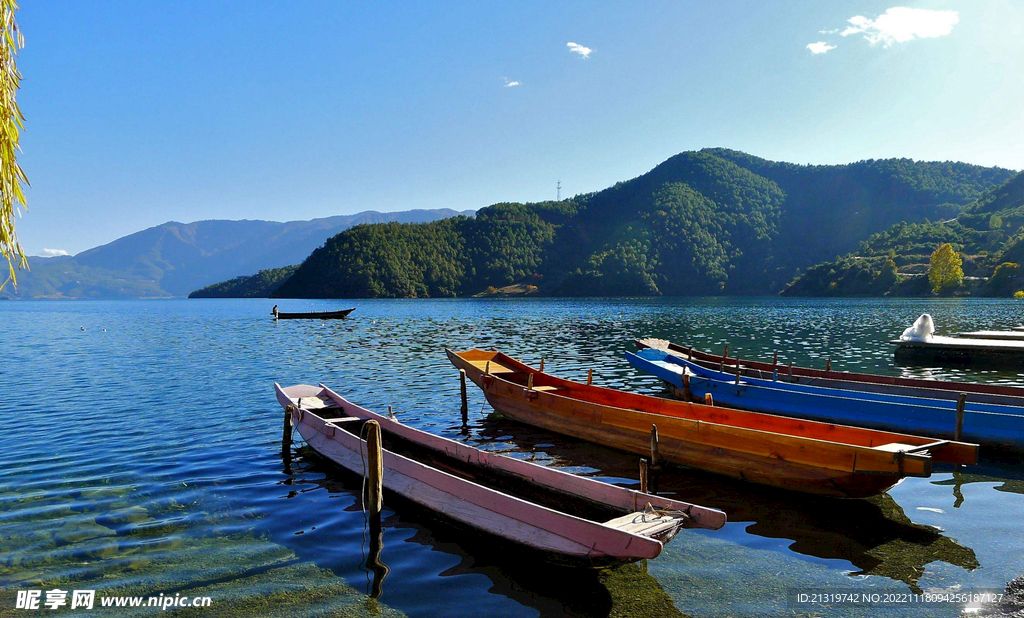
{"left": 533, "top": 386, "right": 565, "bottom": 392}
{"left": 320, "top": 417, "right": 361, "bottom": 424}
{"left": 297, "top": 397, "right": 340, "bottom": 409}
{"left": 467, "top": 360, "right": 516, "bottom": 374}
{"left": 604, "top": 511, "right": 686, "bottom": 537}
{"left": 873, "top": 442, "right": 920, "bottom": 453}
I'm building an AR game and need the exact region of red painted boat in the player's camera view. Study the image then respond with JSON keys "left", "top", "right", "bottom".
{"left": 274, "top": 383, "right": 726, "bottom": 566}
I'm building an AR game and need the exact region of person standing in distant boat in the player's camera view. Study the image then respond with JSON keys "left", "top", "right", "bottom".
{"left": 272, "top": 305, "right": 278, "bottom": 318}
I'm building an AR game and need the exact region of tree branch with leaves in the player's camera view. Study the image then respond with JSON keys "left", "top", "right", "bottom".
{"left": 0, "top": 0, "right": 26, "bottom": 291}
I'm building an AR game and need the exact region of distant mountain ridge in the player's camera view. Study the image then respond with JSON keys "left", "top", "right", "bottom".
{"left": 269, "top": 149, "right": 1015, "bottom": 299}
{"left": 5, "top": 209, "right": 473, "bottom": 299}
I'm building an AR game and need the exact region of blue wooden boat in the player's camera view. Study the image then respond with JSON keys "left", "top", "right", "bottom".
{"left": 625, "top": 348, "right": 1024, "bottom": 450}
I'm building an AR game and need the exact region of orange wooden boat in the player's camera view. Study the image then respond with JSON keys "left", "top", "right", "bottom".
{"left": 447, "top": 349, "right": 979, "bottom": 498}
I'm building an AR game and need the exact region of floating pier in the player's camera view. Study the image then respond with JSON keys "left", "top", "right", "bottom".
{"left": 893, "top": 336, "right": 1024, "bottom": 368}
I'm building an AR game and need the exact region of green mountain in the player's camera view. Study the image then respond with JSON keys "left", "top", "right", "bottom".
{"left": 4, "top": 209, "right": 473, "bottom": 299}
{"left": 269, "top": 149, "right": 1014, "bottom": 299}
{"left": 781, "top": 171, "right": 1024, "bottom": 296}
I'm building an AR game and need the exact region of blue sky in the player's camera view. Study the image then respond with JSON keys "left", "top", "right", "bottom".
{"left": 16, "top": 1, "right": 1024, "bottom": 256}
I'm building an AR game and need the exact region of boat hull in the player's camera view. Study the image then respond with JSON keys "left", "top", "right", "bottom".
{"left": 276, "top": 384, "right": 725, "bottom": 565}
{"left": 637, "top": 338, "right": 1024, "bottom": 399}
{"left": 447, "top": 350, "right": 974, "bottom": 498}
{"left": 275, "top": 308, "right": 355, "bottom": 320}
{"left": 639, "top": 350, "right": 1024, "bottom": 451}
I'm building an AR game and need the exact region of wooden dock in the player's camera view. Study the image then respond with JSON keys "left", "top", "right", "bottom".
{"left": 893, "top": 336, "right": 1024, "bottom": 368}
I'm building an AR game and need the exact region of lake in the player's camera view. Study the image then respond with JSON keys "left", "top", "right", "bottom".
{"left": 2, "top": 297, "right": 1023, "bottom": 617}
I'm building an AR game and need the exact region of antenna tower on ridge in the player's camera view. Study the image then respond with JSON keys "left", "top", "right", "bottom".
{"left": 556, "top": 180, "right": 561, "bottom": 201}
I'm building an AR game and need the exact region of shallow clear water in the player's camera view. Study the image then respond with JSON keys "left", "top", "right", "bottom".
{"left": 2, "top": 297, "right": 1023, "bottom": 617}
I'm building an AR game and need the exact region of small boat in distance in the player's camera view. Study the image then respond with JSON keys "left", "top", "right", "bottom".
{"left": 272, "top": 306, "right": 355, "bottom": 320}
{"left": 275, "top": 383, "right": 726, "bottom": 566}
{"left": 447, "top": 349, "right": 978, "bottom": 498}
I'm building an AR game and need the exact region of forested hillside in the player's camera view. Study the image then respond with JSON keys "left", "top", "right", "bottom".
{"left": 189, "top": 265, "right": 299, "bottom": 298}
{"left": 269, "top": 149, "right": 1013, "bottom": 299}
{"left": 782, "top": 171, "right": 1024, "bottom": 296}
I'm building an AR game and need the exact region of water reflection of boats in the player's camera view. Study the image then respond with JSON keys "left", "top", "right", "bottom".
{"left": 932, "top": 458, "right": 1024, "bottom": 501}
{"left": 472, "top": 417, "right": 980, "bottom": 592}
{"left": 286, "top": 446, "right": 693, "bottom": 617}
{"left": 393, "top": 514, "right": 693, "bottom": 618}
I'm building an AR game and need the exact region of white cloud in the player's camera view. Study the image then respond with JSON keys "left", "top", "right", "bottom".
{"left": 503, "top": 77, "right": 521, "bottom": 88}
{"left": 566, "top": 41, "right": 592, "bottom": 59}
{"left": 819, "top": 28, "right": 840, "bottom": 34}
{"left": 840, "top": 7, "right": 959, "bottom": 47}
{"left": 806, "top": 41, "right": 837, "bottom": 55}
{"left": 40, "top": 248, "right": 69, "bottom": 257}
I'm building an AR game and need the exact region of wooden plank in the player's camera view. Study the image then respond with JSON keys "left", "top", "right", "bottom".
{"left": 467, "top": 359, "right": 516, "bottom": 374}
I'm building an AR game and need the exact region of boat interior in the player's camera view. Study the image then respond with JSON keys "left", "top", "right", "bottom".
{"left": 292, "top": 392, "right": 689, "bottom": 541}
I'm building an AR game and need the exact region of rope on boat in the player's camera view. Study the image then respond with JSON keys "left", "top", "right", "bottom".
{"left": 639, "top": 502, "right": 690, "bottom": 525}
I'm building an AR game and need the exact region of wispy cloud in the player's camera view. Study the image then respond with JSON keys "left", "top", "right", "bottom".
{"left": 566, "top": 41, "right": 592, "bottom": 59}
{"left": 819, "top": 28, "right": 840, "bottom": 35}
{"left": 40, "top": 248, "right": 69, "bottom": 257}
{"left": 840, "top": 7, "right": 959, "bottom": 47}
{"left": 806, "top": 41, "right": 837, "bottom": 55}
{"left": 503, "top": 77, "right": 521, "bottom": 88}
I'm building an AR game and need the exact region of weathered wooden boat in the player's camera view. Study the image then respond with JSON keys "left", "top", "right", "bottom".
{"left": 446, "top": 349, "right": 978, "bottom": 498}
{"left": 273, "top": 307, "right": 355, "bottom": 320}
{"left": 274, "top": 383, "right": 725, "bottom": 566}
{"left": 629, "top": 347, "right": 1022, "bottom": 450}
{"left": 636, "top": 337, "right": 1024, "bottom": 401}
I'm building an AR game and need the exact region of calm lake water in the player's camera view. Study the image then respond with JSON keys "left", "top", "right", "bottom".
{"left": 2, "top": 297, "right": 1023, "bottom": 617}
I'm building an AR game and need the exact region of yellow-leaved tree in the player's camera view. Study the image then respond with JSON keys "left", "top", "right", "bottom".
{"left": 929, "top": 243, "right": 963, "bottom": 294}
{"left": 0, "top": 0, "right": 26, "bottom": 291}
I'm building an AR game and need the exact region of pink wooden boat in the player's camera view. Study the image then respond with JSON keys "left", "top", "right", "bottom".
{"left": 274, "top": 383, "right": 726, "bottom": 566}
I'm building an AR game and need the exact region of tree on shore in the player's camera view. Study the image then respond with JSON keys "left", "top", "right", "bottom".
{"left": 0, "top": 0, "right": 25, "bottom": 291}
{"left": 929, "top": 243, "right": 963, "bottom": 294}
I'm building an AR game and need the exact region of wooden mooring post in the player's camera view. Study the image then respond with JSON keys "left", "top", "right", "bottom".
{"left": 639, "top": 458, "right": 649, "bottom": 494}
{"left": 734, "top": 360, "right": 741, "bottom": 384}
{"left": 705, "top": 392, "right": 714, "bottom": 406}
{"left": 459, "top": 369, "right": 468, "bottom": 422}
{"left": 366, "top": 420, "right": 384, "bottom": 518}
{"left": 650, "top": 424, "right": 660, "bottom": 469}
{"left": 955, "top": 393, "right": 967, "bottom": 441}
{"left": 587, "top": 368, "right": 593, "bottom": 386}
{"left": 682, "top": 373, "right": 692, "bottom": 401}
{"left": 283, "top": 405, "right": 293, "bottom": 451}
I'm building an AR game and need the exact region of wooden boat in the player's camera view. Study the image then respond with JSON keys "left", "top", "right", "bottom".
{"left": 629, "top": 347, "right": 1022, "bottom": 450}
{"left": 446, "top": 349, "right": 978, "bottom": 498}
{"left": 274, "top": 383, "right": 725, "bottom": 566}
{"left": 273, "top": 307, "right": 355, "bottom": 320}
{"left": 635, "top": 337, "right": 1024, "bottom": 400}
